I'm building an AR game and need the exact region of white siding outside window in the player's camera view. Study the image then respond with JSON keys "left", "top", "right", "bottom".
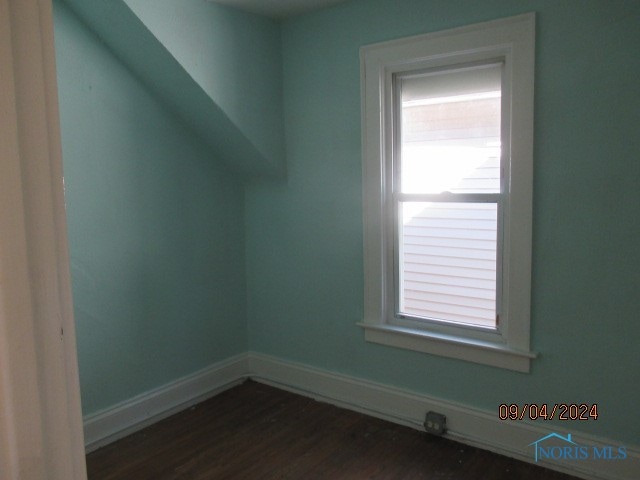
{"left": 399, "top": 202, "right": 498, "bottom": 328}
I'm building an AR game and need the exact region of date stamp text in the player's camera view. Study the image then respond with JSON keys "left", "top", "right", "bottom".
{"left": 498, "top": 403, "right": 598, "bottom": 421}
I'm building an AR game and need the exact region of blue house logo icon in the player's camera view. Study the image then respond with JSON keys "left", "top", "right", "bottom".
{"left": 528, "top": 433, "right": 581, "bottom": 462}
{"left": 528, "top": 432, "right": 627, "bottom": 463}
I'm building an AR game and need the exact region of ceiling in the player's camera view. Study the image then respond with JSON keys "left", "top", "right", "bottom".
{"left": 209, "top": 0, "right": 348, "bottom": 18}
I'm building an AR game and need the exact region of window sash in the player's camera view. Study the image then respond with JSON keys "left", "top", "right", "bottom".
{"left": 391, "top": 62, "right": 506, "bottom": 336}
{"left": 393, "top": 198, "right": 503, "bottom": 340}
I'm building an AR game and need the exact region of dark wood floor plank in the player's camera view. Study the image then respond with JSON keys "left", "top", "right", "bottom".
{"left": 86, "top": 380, "right": 581, "bottom": 480}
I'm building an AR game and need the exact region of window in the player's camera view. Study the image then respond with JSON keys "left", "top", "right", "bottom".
{"left": 360, "top": 14, "right": 536, "bottom": 372}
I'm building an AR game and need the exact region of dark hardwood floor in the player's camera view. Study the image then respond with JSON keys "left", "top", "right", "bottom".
{"left": 87, "top": 380, "right": 581, "bottom": 479}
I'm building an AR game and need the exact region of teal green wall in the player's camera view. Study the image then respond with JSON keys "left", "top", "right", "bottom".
{"left": 54, "top": 1, "right": 247, "bottom": 415}
{"left": 245, "top": 0, "right": 640, "bottom": 444}
{"left": 125, "top": 0, "right": 285, "bottom": 174}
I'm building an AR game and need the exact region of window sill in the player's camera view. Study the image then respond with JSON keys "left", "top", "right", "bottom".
{"left": 357, "top": 322, "right": 535, "bottom": 373}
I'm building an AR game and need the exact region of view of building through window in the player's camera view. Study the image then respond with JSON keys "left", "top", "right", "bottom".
{"left": 396, "top": 63, "right": 502, "bottom": 328}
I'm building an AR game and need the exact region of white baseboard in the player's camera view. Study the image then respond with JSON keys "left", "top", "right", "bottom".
{"left": 248, "top": 352, "right": 639, "bottom": 480}
{"left": 83, "top": 351, "right": 638, "bottom": 480}
{"left": 83, "top": 353, "right": 249, "bottom": 452}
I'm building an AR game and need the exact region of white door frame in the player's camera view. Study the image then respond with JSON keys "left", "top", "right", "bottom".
{"left": 0, "top": 0, "right": 86, "bottom": 478}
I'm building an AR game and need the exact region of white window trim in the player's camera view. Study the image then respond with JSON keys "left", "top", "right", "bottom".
{"left": 359, "top": 13, "right": 536, "bottom": 372}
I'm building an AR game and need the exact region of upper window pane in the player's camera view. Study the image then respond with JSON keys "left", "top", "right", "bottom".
{"left": 399, "top": 63, "right": 502, "bottom": 194}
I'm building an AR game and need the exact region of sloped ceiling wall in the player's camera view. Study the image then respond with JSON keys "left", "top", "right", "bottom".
{"left": 62, "top": 0, "right": 285, "bottom": 179}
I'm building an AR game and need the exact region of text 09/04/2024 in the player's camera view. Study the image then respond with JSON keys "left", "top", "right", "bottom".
{"left": 498, "top": 404, "right": 599, "bottom": 421}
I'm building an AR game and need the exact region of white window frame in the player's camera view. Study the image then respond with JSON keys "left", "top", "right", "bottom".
{"left": 359, "top": 13, "right": 536, "bottom": 372}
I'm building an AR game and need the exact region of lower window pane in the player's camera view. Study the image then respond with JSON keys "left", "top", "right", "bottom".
{"left": 398, "top": 202, "right": 497, "bottom": 328}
